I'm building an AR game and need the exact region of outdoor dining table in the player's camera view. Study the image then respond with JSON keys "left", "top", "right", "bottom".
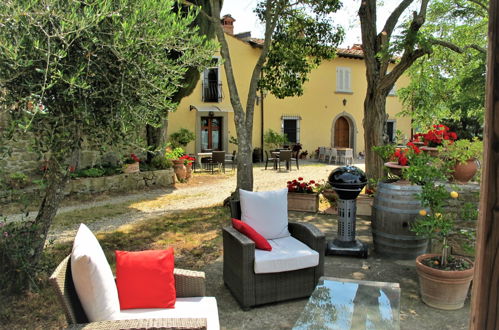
{"left": 335, "top": 147, "right": 353, "bottom": 165}
{"left": 196, "top": 152, "right": 212, "bottom": 170}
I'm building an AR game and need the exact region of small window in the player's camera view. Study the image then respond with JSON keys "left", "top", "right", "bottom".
{"left": 281, "top": 116, "right": 301, "bottom": 144}
{"left": 202, "top": 58, "right": 222, "bottom": 102}
{"left": 386, "top": 120, "right": 396, "bottom": 143}
{"left": 336, "top": 67, "right": 352, "bottom": 93}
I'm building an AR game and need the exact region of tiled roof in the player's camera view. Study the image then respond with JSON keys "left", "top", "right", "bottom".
{"left": 238, "top": 34, "right": 366, "bottom": 59}
{"left": 247, "top": 38, "right": 265, "bottom": 46}
{"left": 336, "top": 47, "right": 365, "bottom": 59}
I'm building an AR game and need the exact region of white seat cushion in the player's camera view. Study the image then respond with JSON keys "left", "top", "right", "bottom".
{"left": 118, "top": 297, "right": 219, "bottom": 330}
{"left": 239, "top": 188, "right": 290, "bottom": 240}
{"left": 254, "top": 236, "right": 319, "bottom": 274}
{"left": 71, "top": 223, "right": 121, "bottom": 321}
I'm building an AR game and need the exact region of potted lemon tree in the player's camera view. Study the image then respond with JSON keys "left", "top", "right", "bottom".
{"left": 407, "top": 160, "right": 474, "bottom": 310}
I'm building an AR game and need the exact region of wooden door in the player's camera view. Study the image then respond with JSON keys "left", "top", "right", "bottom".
{"left": 335, "top": 117, "right": 350, "bottom": 147}
{"left": 200, "top": 116, "right": 222, "bottom": 151}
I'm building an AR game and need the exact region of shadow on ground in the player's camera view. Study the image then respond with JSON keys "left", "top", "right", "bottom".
{"left": 204, "top": 212, "right": 469, "bottom": 330}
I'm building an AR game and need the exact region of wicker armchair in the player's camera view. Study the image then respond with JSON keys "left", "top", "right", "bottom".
{"left": 50, "top": 255, "right": 208, "bottom": 330}
{"left": 223, "top": 200, "right": 325, "bottom": 309}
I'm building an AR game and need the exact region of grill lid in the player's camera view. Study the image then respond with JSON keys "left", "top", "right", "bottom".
{"left": 328, "top": 166, "right": 367, "bottom": 199}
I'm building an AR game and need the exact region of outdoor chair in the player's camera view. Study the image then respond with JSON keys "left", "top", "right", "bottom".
{"left": 207, "top": 151, "right": 225, "bottom": 174}
{"left": 50, "top": 224, "right": 219, "bottom": 329}
{"left": 278, "top": 150, "right": 293, "bottom": 171}
{"left": 291, "top": 150, "right": 300, "bottom": 169}
{"left": 225, "top": 150, "right": 237, "bottom": 170}
{"left": 264, "top": 150, "right": 277, "bottom": 170}
{"left": 223, "top": 189, "right": 325, "bottom": 309}
{"left": 339, "top": 149, "right": 354, "bottom": 165}
{"left": 318, "top": 147, "right": 326, "bottom": 162}
{"left": 325, "top": 148, "right": 337, "bottom": 164}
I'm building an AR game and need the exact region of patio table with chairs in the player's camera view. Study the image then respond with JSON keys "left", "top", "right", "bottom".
{"left": 264, "top": 149, "right": 299, "bottom": 171}
{"left": 318, "top": 147, "right": 354, "bottom": 165}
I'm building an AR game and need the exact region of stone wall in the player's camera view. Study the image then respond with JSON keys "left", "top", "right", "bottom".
{"left": 0, "top": 169, "right": 175, "bottom": 203}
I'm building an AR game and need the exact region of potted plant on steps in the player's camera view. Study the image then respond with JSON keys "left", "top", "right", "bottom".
{"left": 412, "top": 124, "right": 458, "bottom": 157}
{"left": 409, "top": 163, "right": 474, "bottom": 310}
{"left": 438, "top": 138, "right": 483, "bottom": 184}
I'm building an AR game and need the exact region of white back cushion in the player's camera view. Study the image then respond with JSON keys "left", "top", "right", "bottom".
{"left": 239, "top": 188, "right": 290, "bottom": 240}
{"left": 71, "top": 224, "right": 120, "bottom": 321}
{"left": 254, "top": 236, "right": 319, "bottom": 274}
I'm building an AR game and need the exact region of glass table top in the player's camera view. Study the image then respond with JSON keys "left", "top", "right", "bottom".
{"left": 293, "top": 277, "right": 401, "bottom": 330}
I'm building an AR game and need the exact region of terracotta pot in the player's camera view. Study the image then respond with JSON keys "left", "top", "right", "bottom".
{"left": 172, "top": 160, "right": 187, "bottom": 181}
{"left": 185, "top": 163, "right": 192, "bottom": 179}
{"left": 123, "top": 162, "right": 140, "bottom": 174}
{"left": 451, "top": 159, "right": 478, "bottom": 184}
{"left": 287, "top": 192, "right": 319, "bottom": 213}
{"left": 420, "top": 146, "right": 440, "bottom": 157}
{"left": 416, "top": 253, "right": 474, "bottom": 310}
{"left": 384, "top": 162, "right": 409, "bottom": 177}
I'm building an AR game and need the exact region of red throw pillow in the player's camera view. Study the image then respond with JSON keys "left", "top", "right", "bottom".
{"left": 115, "top": 248, "right": 176, "bottom": 309}
{"left": 232, "top": 218, "right": 272, "bottom": 251}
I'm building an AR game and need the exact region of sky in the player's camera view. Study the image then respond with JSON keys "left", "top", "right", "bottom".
{"left": 220, "top": 1, "right": 411, "bottom": 48}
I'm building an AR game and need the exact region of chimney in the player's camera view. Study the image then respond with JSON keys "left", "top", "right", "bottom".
{"left": 221, "top": 14, "right": 236, "bottom": 35}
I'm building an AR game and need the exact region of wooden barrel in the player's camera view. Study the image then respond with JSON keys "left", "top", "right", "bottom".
{"left": 371, "top": 181, "right": 428, "bottom": 259}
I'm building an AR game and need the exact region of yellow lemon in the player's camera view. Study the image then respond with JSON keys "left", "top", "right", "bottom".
{"left": 450, "top": 191, "right": 459, "bottom": 199}
{"left": 419, "top": 209, "right": 427, "bottom": 216}
{"left": 435, "top": 213, "right": 442, "bottom": 218}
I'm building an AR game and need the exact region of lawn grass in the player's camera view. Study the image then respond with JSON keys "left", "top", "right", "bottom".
{"left": 51, "top": 192, "right": 206, "bottom": 228}
{"left": 0, "top": 205, "right": 229, "bottom": 329}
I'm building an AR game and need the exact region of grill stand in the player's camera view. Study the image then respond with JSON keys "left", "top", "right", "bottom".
{"left": 326, "top": 196, "right": 368, "bottom": 258}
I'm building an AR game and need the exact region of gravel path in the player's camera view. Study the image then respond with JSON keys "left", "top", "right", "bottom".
{"left": 46, "top": 160, "right": 365, "bottom": 243}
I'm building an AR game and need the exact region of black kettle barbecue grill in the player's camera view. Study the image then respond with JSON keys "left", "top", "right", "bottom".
{"left": 326, "top": 165, "right": 368, "bottom": 258}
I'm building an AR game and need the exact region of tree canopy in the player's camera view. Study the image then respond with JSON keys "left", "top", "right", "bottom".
{"left": 398, "top": 0, "right": 487, "bottom": 139}
{"left": 358, "top": 0, "right": 488, "bottom": 181}
{"left": 0, "top": 0, "right": 217, "bottom": 279}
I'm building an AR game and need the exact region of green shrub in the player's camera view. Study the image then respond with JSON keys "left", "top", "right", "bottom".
{"left": 169, "top": 128, "right": 195, "bottom": 148}
{"left": 7, "top": 172, "right": 30, "bottom": 189}
{"left": 151, "top": 155, "right": 173, "bottom": 170}
{"left": 0, "top": 220, "right": 43, "bottom": 294}
{"left": 165, "top": 147, "right": 185, "bottom": 160}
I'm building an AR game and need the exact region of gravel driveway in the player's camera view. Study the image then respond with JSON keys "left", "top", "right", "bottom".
{"left": 48, "top": 160, "right": 364, "bottom": 242}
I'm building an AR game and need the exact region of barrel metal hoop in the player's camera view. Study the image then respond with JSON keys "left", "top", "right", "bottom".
{"left": 374, "top": 195, "right": 422, "bottom": 205}
{"left": 372, "top": 229, "right": 427, "bottom": 242}
{"left": 372, "top": 203, "right": 422, "bottom": 214}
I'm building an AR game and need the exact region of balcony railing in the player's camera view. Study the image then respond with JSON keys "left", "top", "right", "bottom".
{"left": 202, "top": 81, "right": 222, "bottom": 102}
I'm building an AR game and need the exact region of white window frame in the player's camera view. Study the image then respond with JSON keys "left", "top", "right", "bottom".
{"left": 281, "top": 116, "right": 301, "bottom": 144}
{"left": 202, "top": 56, "right": 222, "bottom": 102}
{"left": 336, "top": 67, "right": 352, "bottom": 93}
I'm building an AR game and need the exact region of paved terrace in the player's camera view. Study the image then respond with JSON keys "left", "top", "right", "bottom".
{"left": 47, "top": 159, "right": 470, "bottom": 329}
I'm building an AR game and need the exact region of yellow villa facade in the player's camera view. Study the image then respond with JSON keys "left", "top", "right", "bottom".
{"left": 168, "top": 17, "right": 412, "bottom": 160}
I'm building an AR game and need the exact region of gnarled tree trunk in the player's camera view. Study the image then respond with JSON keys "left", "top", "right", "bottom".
{"left": 363, "top": 85, "right": 389, "bottom": 180}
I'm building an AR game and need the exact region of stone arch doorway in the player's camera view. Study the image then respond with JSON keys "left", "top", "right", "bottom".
{"left": 334, "top": 116, "right": 350, "bottom": 147}
{"left": 331, "top": 112, "right": 357, "bottom": 154}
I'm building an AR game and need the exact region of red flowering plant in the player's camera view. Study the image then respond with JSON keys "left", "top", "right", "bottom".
{"left": 179, "top": 155, "right": 195, "bottom": 166}
{"left": 124, "top": 153, "right": 141, "bottom": 164}
{"left": 412, "top": 125, "right": 457, "bottom": 147}
{"left": 287, "top": 177, "right": 321, "bottom": 194}
{"left": 391, "top": 142, "right": 422, "bottom": 166}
